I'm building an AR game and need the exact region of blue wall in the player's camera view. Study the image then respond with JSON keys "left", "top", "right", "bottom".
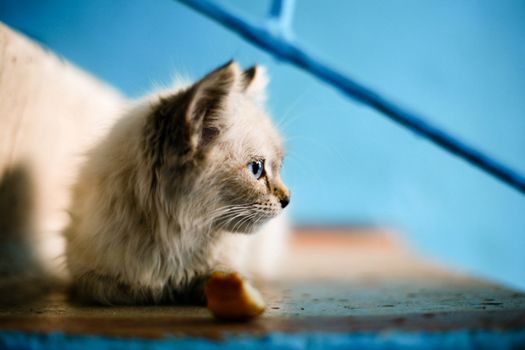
{"left": 1, "top": 0, "right": 524, "bottom": 289}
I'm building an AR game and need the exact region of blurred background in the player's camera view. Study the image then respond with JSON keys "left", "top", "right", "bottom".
{"left": 1, "top": 0, "right": 524, "bottom": 289}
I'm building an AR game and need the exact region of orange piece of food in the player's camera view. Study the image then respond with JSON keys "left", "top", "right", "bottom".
{"left": 205, "top": 271, "right": 266, "bottom": 321}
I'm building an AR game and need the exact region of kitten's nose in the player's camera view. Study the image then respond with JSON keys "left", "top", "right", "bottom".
{"left": 280, "top": 196, "right": 290, "bottom": 209}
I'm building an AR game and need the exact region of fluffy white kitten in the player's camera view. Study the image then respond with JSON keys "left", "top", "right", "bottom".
{"left": 64, "top": 61, "right": 290, "bottom": 305}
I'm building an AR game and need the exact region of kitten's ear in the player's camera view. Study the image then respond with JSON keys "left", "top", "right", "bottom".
{"left": 184, "top": 60, "right": 240, "bottom": 153}
{"left": 241, "top": 65, "right": 268, "bottom": 105}
{"left": 150, "top": 61, "right": 239, "bottom": 162}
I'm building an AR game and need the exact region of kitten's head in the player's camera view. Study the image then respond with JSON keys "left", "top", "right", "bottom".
{"left": 143, "top": 61, "right": 290, "bottom": 233}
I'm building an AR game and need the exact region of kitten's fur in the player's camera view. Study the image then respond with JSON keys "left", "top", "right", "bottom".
{"left": 64, "top": 61, "right": 290, "bottom": 305}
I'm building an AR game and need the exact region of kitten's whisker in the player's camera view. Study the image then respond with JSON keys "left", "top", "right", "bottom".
{"left": 284, "top": 153, "right": 321, "bottom": 185}
{"left": 210, "top": 208, "right": 252, "bottom": 225}
{"left": 249, "top": 214, "right": 265, "bottom": 232}
{"left": 208, "top": 204, "right": 254, "bottom": 216}
{"left": 224, "top": 213, "right": 249, "bottom": 232}
{"left": 233, "top": 211, "right": 260, "bottom": 233}
{"left": 195, "top": 205, "right": 253, "bottom": 230}
{"left": 276, "top": 88, "right": 311, "bottom": 132}
{"left": 230, "top": 210, "right": 256, "bottom": 233}
{"left": 287, "top": 135, "right": 352, "bottom": 170}
{"left": 220, "top": 209, "right": 251, "bottom": 227}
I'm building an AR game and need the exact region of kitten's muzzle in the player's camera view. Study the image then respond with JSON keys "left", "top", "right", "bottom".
{"left": 273, "top": 183, "right": 291, "bottom": 209}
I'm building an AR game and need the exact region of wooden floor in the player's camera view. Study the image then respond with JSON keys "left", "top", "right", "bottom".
{"left": 0, "top": 228, "right": 524, "bottom": 343}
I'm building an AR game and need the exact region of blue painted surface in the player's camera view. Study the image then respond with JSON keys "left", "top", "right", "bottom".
{"left": 1, "top": 330, "right": 525, "bottom": 350}
{"left": 0, "top": 1, "right": 524, "bottom": 289}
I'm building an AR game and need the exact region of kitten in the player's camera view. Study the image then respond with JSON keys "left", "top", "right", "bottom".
{"left": 64, "top": 61, "right": 290, "bottom": 305}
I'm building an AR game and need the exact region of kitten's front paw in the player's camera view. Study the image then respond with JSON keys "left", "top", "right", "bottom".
{"left": 205, "top": 272, "right": 265, "bottom": 321}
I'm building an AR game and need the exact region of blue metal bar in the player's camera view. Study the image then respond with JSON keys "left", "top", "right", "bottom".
{"left": 177, "top": 0, "right": 525, "bottom": 195}
{"left": 269, "top": 0, "right": 295, "bottom": 38}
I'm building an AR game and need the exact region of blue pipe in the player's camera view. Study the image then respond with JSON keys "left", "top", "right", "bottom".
{"left": 269, "top": 0, "right": 295, "bottom": 38}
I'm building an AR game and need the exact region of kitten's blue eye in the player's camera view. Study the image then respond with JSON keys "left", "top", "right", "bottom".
{"left": 248, "top": 160, "right": 264, "bottom": 179}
